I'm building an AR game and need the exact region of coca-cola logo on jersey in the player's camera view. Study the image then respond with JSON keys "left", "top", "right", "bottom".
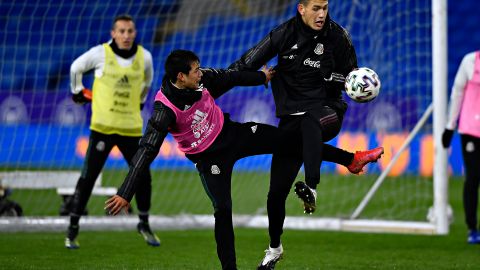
{"left": 303, "top": 58, "right": 321, "bottom": 68}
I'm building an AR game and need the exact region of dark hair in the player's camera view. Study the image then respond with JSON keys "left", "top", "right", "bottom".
{"left": 299, "top": 0, "right": 310, "bottom": 5}
{"left": 165, "top": 50, "right": 200, "bottom": 83}
{"left": 112, "top": 14, "right": 134, "bottom": 30}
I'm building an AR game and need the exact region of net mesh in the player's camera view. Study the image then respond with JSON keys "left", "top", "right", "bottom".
{"left": 0, "top": 0, "right": 435, "bottom": 224}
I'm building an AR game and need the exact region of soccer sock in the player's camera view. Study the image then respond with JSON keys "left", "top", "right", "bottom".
{"left": 270, "top": 243, "right": 282, "bottom": 249}
{"left": 70, "top": 215, "right": 80, "bottom": 227}
{"left": 139, "top": 212, "right": 149, "bottom": 224}
{"left": 270, "top": 240, "right": 281, "bottom": 249}
{"left": 306, "top": 181, "right": 318, "bottom": 190}
{"left": 322, "top": 144, "right": 354, "bottom": 166}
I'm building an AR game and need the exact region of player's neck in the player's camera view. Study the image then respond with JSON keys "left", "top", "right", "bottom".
{"left": 110, "top": 39, "right": 138, "bottom": 59}
{"left": 171, "top": 80, "right": 186, "bottom": 90}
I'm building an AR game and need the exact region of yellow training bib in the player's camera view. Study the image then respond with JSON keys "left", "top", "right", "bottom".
{"left": 90, "top": 44, "right": 145, "bottom": 136}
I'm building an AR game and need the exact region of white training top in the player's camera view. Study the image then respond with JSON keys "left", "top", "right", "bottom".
{"left": 446, "top": 51, "right": 476, "bottom": 130}
{"left": 70, "top": 40, "right": 154, "bottom": 103}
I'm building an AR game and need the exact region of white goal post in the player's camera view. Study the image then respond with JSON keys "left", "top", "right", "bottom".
{"left": 431, "top": 0, "right": 449, "bottom": 235}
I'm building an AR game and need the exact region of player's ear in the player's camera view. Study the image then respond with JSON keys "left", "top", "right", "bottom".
{"left": 177, "top": 72, "right": 185, "bottom": 83}
{"left": 297, "top": 4, "right": 305, "bottom": 15}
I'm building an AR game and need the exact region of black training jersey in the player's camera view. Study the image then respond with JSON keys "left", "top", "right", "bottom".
{"left": 229, "top": 13, "right": 357, "bottom": 116}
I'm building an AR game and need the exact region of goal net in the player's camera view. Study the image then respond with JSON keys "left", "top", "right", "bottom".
{"left": 0, "top": 0, "right": 449, "bottom": 234}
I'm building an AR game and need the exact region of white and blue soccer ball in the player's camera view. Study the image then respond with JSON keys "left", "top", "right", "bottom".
{"left": 344, "top": 67, "right": 381, "bottom": 103}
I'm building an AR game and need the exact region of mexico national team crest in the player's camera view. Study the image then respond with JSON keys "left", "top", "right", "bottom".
{"left": 211, "top": 165, "right": 220, "bottom": 175}
{"left": 314, "top": 43, "right": 324, "bottom": 55}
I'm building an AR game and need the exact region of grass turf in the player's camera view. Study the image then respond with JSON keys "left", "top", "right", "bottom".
{"left": 0, "top": 225, "right": 478, "bottom": 269}
{"left": 9, "top": 170, "right": 436, "bottom": 221}
{"left": 1, "top": 174, "right": 478, "bottom": 269}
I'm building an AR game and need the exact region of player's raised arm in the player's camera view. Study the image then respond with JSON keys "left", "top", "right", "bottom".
{"left": 200, "top": 67, "right": 274, "bottom": 99}
{"left": 228, "top": 26, "right": 284, "bottom": 72}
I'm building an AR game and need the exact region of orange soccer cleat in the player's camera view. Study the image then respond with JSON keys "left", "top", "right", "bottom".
{"left": 347, "top": 147, "right": 384, "bottom": 174}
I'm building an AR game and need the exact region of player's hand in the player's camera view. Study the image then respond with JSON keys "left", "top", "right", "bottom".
{"left": 72, "top": 88, "right": 92, "bottom": 104}
{"left": 441, "top": 128, "right": 454, "bottom": 148}
{"left": 321, "top": 49, "right": 335, "bottom": 81}
{"left": 105, "top": 195, "right": 130, "bottom": 215}
{"left": 261, "top": 65, "right": 275, "bottom": 85}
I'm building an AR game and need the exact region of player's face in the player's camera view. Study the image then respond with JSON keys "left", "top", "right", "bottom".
{"left": 298, "top": 0, "right": 329, "bottom": 31}
{"left": 111, "top": 20, "right": 137, "bottom": 50}
{"left": 181, "top": 61, "right": 203, "bottom": 89}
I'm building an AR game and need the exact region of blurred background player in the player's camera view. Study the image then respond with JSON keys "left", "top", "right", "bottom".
{"left": 229, "top": 0, "right": 383, "bottom": 268}
{"left": 442, "top": 50, "right": 480, "bottom": 244}
{"left": 65, "top": 14, "right": 159, "bottom": 249}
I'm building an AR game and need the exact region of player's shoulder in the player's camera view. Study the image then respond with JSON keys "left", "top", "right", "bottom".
{"left": 327, "top": 19, "right": 353, "bottom": 46}
{"left": 462, "top": 51, "right": 477, "bottom": 62}
{"left": 87, "top": 44, "right": 105, "bottom": 54}
{"left": 141, "top": 46, "right": 153, "bottom": 61}
{"left": 328, "top": 19, "right": 350, "bottom": 39}
{"left": 76, "top": 44, "right": 104, "bottom": 60}
{"left": 138, "top": 45, "right": 152, "bottom": 54}
{"left": 271, "top": 16, "right": 295, "bottom": 35}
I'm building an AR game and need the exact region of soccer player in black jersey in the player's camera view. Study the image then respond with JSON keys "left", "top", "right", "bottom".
{"left": 229, "top": 1, "right": 384, "bottom": 268}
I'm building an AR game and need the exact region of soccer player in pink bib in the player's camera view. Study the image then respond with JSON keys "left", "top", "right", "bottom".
{"left": 442, "top": 50, "right": 480, "bottom": 244}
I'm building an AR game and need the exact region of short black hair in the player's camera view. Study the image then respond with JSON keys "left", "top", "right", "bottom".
{"left": 299, "top": 0, "right": 326, "bottom": 6}
{"left": 165, "top": 50, "right": 200, "bottom": 83}
{"left": 112, "top": 14, "right": 134, "bottom": 30}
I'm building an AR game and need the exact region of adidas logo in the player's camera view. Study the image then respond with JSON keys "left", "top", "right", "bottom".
{"left": 251, "top": 125, "right": 257, "bottom": 133}
{"left": 191, "top": 110, "right": 206, "bottom": 125}
{"left": 291, "top": 44, "right": 298, "bottom": 50}
{"left": 115, "top": 75, "right": 130, "bottom": 88}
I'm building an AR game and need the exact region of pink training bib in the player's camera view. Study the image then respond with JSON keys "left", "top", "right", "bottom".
{"left": 458, "top": 51, "right": 480, "bottom": 137}
{"left": 155, "top": 88, "right": 224, "bottom": 154}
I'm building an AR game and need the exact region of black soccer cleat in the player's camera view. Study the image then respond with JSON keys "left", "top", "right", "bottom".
{"left": 294, "top": 181, "right": 317, "bottom": 214}
{"left": 137, "top": 222, "right": 160, "bottom": 247}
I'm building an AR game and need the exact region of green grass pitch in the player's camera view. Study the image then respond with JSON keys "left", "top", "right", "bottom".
{"left": 1, "top": 225, "right": 478, "bottom": 269}
{"left": 1, "top": 173, "right": 479, "bottom": 269}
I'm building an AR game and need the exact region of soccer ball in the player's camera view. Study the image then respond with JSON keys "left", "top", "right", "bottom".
{"left": 344, "top": 67, "right": 381, "bottom": 103}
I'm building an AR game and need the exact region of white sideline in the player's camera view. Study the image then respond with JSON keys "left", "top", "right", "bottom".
{"left": 0, "top": 215, "right": 437, "bottom": 234}
{"left": 56, "top": 187, "right": 117, "bottom": 196}
{"left": 0, "top": 171, "right": 116, "bottom": 196}
{"left": 0, "top": 171, "right": 92, "bottom": 188}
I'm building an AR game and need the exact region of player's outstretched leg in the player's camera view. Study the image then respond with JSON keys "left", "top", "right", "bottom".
{"left": 137, "top": 221, "right": 160, "bottom": 247}
{"left": 257, "top": 244, "right": 284, "bottom": 270}
{"left": 65, "top": 225, "right": 80, "bottom": 249}
{"left": 347, "top": 147, "right": 384, "bottom": 174}
{"left": 294, "top": 181, "right": 317, "bottom": 214}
